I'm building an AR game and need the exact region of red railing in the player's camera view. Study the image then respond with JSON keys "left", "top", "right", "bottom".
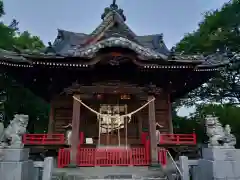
{"left": 141, "top": 132, "right": 196, "bottom": 145}
{"left": 57, "top": 147, "right": 167, "bottom": 168}
{"left": 23, "top": 134, "right": 65, "bottom": 145}
{"left": 23, "top": 132, "right": 196, "bottom": 145}
{"left": 144, "top": 138, "right": 167, "bottom": 166}
{"left": 22, "top": 132, "right": 84, "bottom": 145}
{"left": 58, "top": 148, "right": 71, "bottom": 168}
{"left": 158, "top": 148, "right": 167, "bottom": 165}
{"left": 77, "top": 148, "right": 96, "bottom": 166}
{"left": 132, "top": 147, "right": 149, "bottom": 166}
{"left": 160, "top": 133, "right": 196, "bottom": 145}
{"left": 77, "top": 148, "right": 134, "bottom": 166}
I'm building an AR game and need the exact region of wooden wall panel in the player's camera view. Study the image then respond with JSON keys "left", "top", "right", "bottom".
{"left": 54, "top": 108, "right": 72, "bottom": 133}
{"left": 155, "top": 92, "right": 170, "bottom": 133}
{"left": 51, "top": 95, "right": 73, "bottom": 133}
{"left": 138, "top": 92, "right": 171, "bottom": 133}
{"left": 49, "top": 92, "right": 172, "bottom": 144}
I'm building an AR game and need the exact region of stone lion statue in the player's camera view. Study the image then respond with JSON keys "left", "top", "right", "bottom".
{"left": 0, "top": 114, "right": 29, "bottom": 149}
{"left": 0, "top": 120, "right": 4, "bottom": 143}
{"left": 223, "top": 124, "right": 236, "bottom": 148}
{"left": 205, "top": 115, "right": 236, "bottom": 148}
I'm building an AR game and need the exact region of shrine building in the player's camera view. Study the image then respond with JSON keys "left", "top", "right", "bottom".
{"left": 0, "top": 1, "right": 231, "bottom": 167}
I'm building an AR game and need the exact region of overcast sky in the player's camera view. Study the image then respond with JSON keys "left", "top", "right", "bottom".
{"left": 2, "top": 0, "right": 229, "bottom": 116}
{"left": 3, "top": 0, "right": 229, "bottom": 48}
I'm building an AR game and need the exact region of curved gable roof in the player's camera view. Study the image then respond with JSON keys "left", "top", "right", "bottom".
{"left": 49, "top": 1, "right": 170, "bottom": 57}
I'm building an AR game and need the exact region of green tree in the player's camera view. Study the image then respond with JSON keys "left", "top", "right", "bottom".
{"left": 0, "top": 0, "right": 4, "bottom": 17}
{"left": 175, "top": 0, "right": 240, "bottom": 105}
{"left": 172, "top": 103, "right": 204, "bottom": 144}
{"left": 191, "top": 104, "right": 240, "bottom": 147}
{"left": 0, "top": 23, "right": 15, "bottom": 50}
{"left": 172, "top": 0, "right": 240, "bottom": 146}
{"left": 0, "top": 0, "right": 48, "bottom": 132}
{"left": 15, "top": 31, "right": 45, "bottom": 50}
{"left": 176, "top": 0, "right": 240, "bottom": 53}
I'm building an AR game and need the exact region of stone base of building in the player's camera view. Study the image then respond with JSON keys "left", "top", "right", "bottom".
{"left": 0, "top": 148, "right": 34, "bottom": 180}
{"left": 197, "top": 148, "right": 240, "bottom": 180}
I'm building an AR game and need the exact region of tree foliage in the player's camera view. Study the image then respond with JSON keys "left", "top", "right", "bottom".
{"left": 0, "top": 1, "right": 48, "bottom": 132}
{"left": 0, "top": 23, "right": 15, "bottom": 50}
{"left": 192, "top": 104, "right": 240, "bottom": 147}
{"left": 176, "top": 0, "right": 240, "bottom": 53}
{"left": 173, "top": 0, "right": 240, "bottom": 147}
{"left": 173, "top": 103, "right": 240, "bottom": 147}
{"left": 14, "top": 31, "right": 45, "bottom": 50}
{"left": 175, "top": 0, "right": 240, "bottom": 105}
{"left": 0, "top": 0, "right": 4, "bottom": 18}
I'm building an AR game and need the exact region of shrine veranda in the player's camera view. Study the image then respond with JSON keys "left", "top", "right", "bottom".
{"left": 0, "top": 1, "right": 230, "bottom": 167}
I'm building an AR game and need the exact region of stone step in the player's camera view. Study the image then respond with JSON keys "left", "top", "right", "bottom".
{"left": 52, "top": 166, "right": 172, "bottom": 180}
{"left": 52, "top": 176, "right": 168, "bottom": 180}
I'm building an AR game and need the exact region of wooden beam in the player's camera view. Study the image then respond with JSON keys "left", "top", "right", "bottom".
{"left": 65, "top": 85, "right": 147, "bottom": 95}
{"left": 148, "top": 95, "right": 158, "bottom": 165}
{"left": 70, "top": 94, "right": 81, "bottom": 165}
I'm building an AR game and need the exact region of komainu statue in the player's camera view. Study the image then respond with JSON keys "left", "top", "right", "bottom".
{"left": 223, "top": 124, "right": 236, "bottom": 148}
{"left": 0, "top": 119, "right": 4, "bottom": 143}
{"left": 0, "top": 114, "right": 29, "bottom": 149}
{"left": 205, "top": 115, "right": 236, "bottom": 148}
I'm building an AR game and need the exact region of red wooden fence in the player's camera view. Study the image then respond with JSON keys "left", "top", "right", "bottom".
{"left": 57, "top": 148, "right": 71, "bottom": 168}
{"left": 23, "top": 134, "right": 65, "bottom": 145}
{"left": 57, "top": 147, "right": 167, "bottom": 168}
{"left": 160, "top": 133, "right": 197, "bottom": 145}
{"left": 23, "top": 133, "right": 196, "bottom": 145}
{"left": 141, "top": 132, "right": 196, "bottom": 145}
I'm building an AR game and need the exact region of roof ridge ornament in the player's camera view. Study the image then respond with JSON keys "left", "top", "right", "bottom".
{"left": 111, "top": 0, "right": 117, "bottom": 8}
{"left": 101, "top": 0, "right": 126, "bottom": 21}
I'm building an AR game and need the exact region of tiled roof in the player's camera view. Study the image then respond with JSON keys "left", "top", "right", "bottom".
{"left": 0, "top": 46, "right": 238, "bottom": 70}
{"left": 0, "top": 1, "right": 238, "bottom": 69}
{"left": 136, "top": 34, "right": 170, "bottom": 56}
{"left": 67, "top": 37, "right": 168, "bottom": 60}
{"left": 49, "top": 2, "right": 170, "bottom": 58}
{"left": 51, "top": 30, "right": 170, "bottom": 58}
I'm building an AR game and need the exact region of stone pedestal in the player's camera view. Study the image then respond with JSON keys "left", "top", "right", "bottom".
{"left": 0, "top": 148, "right": 34, "bottom": 180}
{"left": 197, "top": 148, "right": 240, "bottom": 180}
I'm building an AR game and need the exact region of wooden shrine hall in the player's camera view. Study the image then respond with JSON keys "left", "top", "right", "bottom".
{"left": 0, "top": 1, "right": 231, "bottom": 167}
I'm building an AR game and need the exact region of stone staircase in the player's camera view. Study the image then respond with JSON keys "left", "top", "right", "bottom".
{"left": 52, "top": 166, "right": 178, "bottom": 180}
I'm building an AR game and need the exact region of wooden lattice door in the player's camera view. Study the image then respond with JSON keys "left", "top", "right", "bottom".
{"left": 98, "top": 104, "right": 127, "bottom": 146}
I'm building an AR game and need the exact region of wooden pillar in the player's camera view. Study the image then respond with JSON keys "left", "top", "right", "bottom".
{"left": 70, "top": 94, "right": 81, "bottom": 165}
{"left": 168, "top": 94, "right": 173, "bottom": 133}
{"left": 148, "top": 95, "right": 158, "bottom": 165}
{"left": 47, "top": 103, "right": 54, "bottom": 134}
{"left": 137, "top": 114, "right": 142, "bottom": 138}
{"left": 106, "top": 127, "right": 110, "bottom": 146}
{"left": 124, "top": 117, "right": 128, "bottom": 146}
